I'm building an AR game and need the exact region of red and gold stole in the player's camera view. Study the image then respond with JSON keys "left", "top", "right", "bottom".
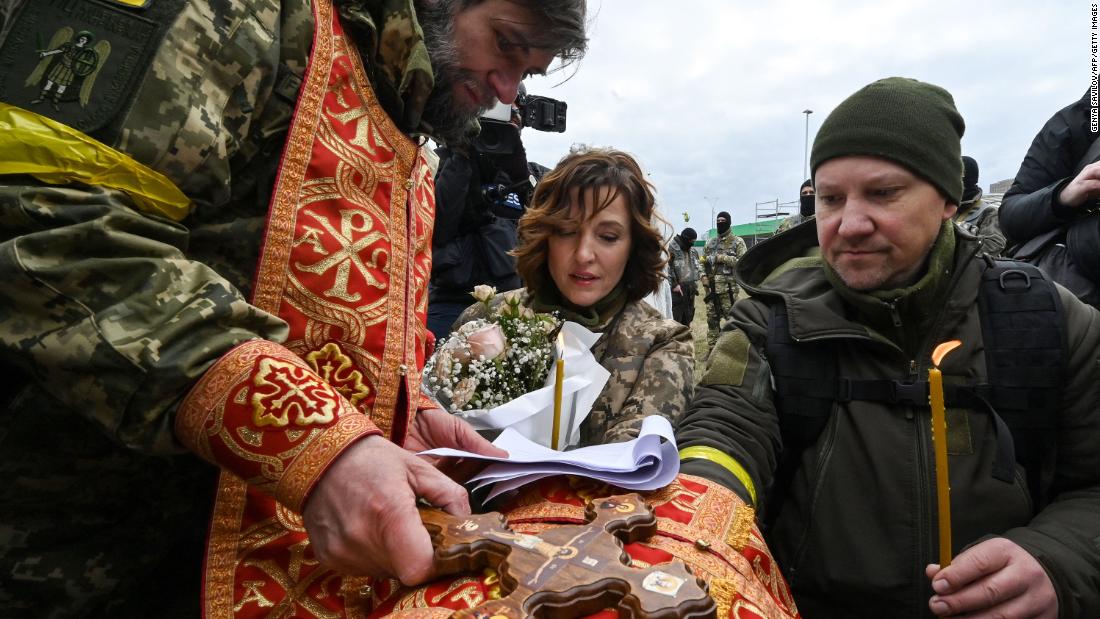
{"left": 173, "top": 0, "right": 435, "bottom": 615}
{"left": 369, "top": 475, "right": 801, "bottom": 619}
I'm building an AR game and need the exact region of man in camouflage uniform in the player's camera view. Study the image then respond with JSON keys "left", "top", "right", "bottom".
{"left": 0, "top": 0, "right": 586, "bottom": 616}
{"left": 953, "top": 155, "right": 1005, "bottom": 256}
{"left": 775, "top": 178, "right": 816, "bottom": 234}
{"left": 702, "top": 211, "right": 747, "bottom": 346}
{"left": 667, "top": 227, "right": 700, "bottom": 326}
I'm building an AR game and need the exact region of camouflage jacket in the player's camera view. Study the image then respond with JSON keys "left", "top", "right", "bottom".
{"left": 667, "top": 235, "right": 700, "bottom": 286}
{"left": 953, "top": 192, "right": 1006, "bottom": 257}
{"left": 0, "top": 0, "right": 435, "bottom": 614}
{"left": 454, "top": 289, "right": 694, "bottom": 446}
{"left": 775, "top": 213, "right": 813, "bottom": 235}
{"left": 702, "top": 229, "right": 747, "bottom": 279}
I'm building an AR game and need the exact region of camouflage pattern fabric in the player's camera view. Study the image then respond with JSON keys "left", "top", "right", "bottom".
{"left": 0, "top": 0, "right": 324, "bottom": 614}
{"left": 953, "top": 194, "right": 1006, "bottom": 257}
{"left": 667, "top": 237, "right": 700, "bottom": 326}
{"left": 2, "top": 0, "right": 439, "bottom": 613}
{"left": 702, "top": 231, "right": 747, "bottom": 347}
{"left": 454, "top": 290, "right": 694, "bottom": 446}
{"left": 335, "top": 0, "right": 435, "bottom": 133}
{"left": 667, "top": 237, "right": 700, "bottom": 286}
{"left": 775, "top": 213, "right": 812, "bottom": 235}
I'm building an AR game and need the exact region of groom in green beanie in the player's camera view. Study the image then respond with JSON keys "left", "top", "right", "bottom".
{"left": 677, "top": 77, "right": 1100, "bottom": 618}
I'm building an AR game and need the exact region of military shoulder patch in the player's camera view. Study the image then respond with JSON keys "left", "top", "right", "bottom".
{"left": 700, "top": 328, "right": 752, "bottom": 388}
{"left": 0, "top": 0, "right": 176, "bottom": 136}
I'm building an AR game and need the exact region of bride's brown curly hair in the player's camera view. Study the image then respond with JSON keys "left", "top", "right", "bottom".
{"left": 514, "top": 148, "right": 669, "bottom": 303}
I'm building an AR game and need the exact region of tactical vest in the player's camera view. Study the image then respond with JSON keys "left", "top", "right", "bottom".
{"left": 763, "top": 259, "right": 1064, "bottom": 526}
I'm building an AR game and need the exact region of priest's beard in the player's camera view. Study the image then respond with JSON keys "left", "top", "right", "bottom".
{"left": 420, "top": 0, "right": 494, "bottom": 145}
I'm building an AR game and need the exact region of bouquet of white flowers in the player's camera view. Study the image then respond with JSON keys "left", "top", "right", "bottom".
{"left": 424, "top": 286, "right": 560, "bottom": 412}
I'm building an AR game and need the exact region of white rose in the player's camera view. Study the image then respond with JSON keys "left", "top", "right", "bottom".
{"left": 471, "top": 284, "right": 497, "bottom": 303}
{"left": 467, "top": 323, "right": 506, "bottom": 360}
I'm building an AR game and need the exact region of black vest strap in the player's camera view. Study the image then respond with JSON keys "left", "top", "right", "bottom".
{"left": 763, "top": 258, "right": 1065, "bottom": 525}
{"left": 976, "top": 260, "right": 1064, "bottom": 507}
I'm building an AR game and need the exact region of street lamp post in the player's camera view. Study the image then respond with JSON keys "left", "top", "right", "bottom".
{"left": 802, "top": 109, "right": 813, "bottom": 181}
{"left": 704, "top": 196, "right": 720, "bottom": 232}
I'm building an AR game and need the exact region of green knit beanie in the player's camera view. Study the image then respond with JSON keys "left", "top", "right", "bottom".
{"left": 811, "top": 77, "right": 965, "bottom": 204}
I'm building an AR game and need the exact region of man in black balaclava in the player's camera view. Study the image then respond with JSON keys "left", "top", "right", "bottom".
{"left": 701, "top": 211, "right": 747, "bottom": 347}
{"left": 800, "top": 179, "right": 816, "bottom": 216}
{"left": 776, "top": 179, "right": 816, "bottom": 234}
{"left": 952, "top": 155, "right": 1005, "bottom": 255}
{"left": 667, "top": 227, "right": 701, "bottom": 326}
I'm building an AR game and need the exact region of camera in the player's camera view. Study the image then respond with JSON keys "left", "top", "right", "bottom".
{"left": 473, "top": 119, "right": 522, "bottom": 156}
{"left": 519, "top": 94, "right": 567, "bottom": 133}
{"left": 473, "top": 93, "right": 568, "bottom": 156}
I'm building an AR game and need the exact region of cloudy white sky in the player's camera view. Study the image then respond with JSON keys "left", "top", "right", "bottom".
{"left": 520, "top": 0, "right": 1089, "bottom": 233}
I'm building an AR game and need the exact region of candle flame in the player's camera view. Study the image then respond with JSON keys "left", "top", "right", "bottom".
{"left": 931, "top": 340, "right": 963, "bottom": 368}
{"left": 557, "top": 332, "right": 565, "bottom": 359}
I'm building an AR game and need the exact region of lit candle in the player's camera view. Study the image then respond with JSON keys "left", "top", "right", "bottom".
{"left": 551, "top": 333, "right": 565, "bottom": 450}
{"left": 929, "top": 339, "right": 962, "bottom": 568}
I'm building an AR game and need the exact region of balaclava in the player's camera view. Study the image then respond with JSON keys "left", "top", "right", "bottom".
{"left": 962, "top": 155, "right": 980, "bottom": 203}
{"left": 716, "top": 211, "right": 731, "bottom": 235}
{"left": 799, "top": 178, "right": 815, "bottom": 217}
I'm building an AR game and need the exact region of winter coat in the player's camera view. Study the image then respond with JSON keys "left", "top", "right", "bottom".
{"left": 430, "top": 147, "right": 542, "bottom": 305}
{"left": 667, "top": 235, "right": 701, "bottom": 286}
{"left": 455, "top": 289, "right": 694, "bottom": 445}
{"left": 1000, "top": 89, "right": 1097, "bottom": 246}
{"left": 678, "top": 222, "right": 1100, "bottom": 618}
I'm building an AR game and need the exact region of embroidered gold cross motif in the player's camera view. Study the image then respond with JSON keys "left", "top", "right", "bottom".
{"left": 295, "top": 208, "right": 387, "bottom": 302}
{"left": 305, "top": 342, "right": 371, "bottom": 407}
{"left": 251, "top": 357, "right": 340, "bottom": 427}
{"left": 240, "top": 540, "right": 340, "bottom": 619}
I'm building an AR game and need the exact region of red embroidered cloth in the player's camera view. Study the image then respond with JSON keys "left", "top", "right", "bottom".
{"left": 366, "top": 475, "right": 800, "bottom": 619}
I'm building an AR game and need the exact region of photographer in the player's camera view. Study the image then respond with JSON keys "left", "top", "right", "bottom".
{"left": 1002, "top": 89, "right": 1100, "bottom": 306}
{"left": 428, "top": 86, "right": 564, "bottom": 340}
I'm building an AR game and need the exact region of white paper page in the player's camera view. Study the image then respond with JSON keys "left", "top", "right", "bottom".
{"left": 478, "top": 441, "right": 681, "bottom": 501}
{"left": 420, "top": 415, "right": 680, "bottom": 497}
{"left": 422, "top": 415, "right": 675, "bottom": 470}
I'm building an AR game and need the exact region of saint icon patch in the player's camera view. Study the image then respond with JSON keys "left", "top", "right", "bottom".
{"left": 27, "top": 28, "right": 112, "bottom": 111}
{"left": 0, "top": 0, "right": 160, "bottom": 134}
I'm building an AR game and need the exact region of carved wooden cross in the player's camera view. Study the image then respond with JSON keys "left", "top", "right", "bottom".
{"left": 418, "top": 493, "right": 716, "bottom": 619}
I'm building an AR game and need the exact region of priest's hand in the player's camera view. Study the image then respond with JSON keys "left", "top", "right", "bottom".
{"left": 302, "top": 434, "right": 470, "bottom": 585}
{"left": 925, "top": 537, "right": 1057, "bottom": 618}
{"left": 405, "top": 407, "right": 508, "bottom": 482}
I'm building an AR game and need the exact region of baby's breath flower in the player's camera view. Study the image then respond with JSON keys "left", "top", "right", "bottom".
{"left": 422, "top": 297, "right": 561, "bottom": 412}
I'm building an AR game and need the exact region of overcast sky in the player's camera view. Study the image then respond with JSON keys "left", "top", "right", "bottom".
{"left": 520, "top": 0, "right": 1089, "bottom": 233}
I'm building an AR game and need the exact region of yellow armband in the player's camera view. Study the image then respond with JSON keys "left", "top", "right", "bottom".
{"left": 680, "top": 446, "right": 757, "bottom": 507}
{"left": 0, "top": 103, "right": 190, "bottom": 221}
